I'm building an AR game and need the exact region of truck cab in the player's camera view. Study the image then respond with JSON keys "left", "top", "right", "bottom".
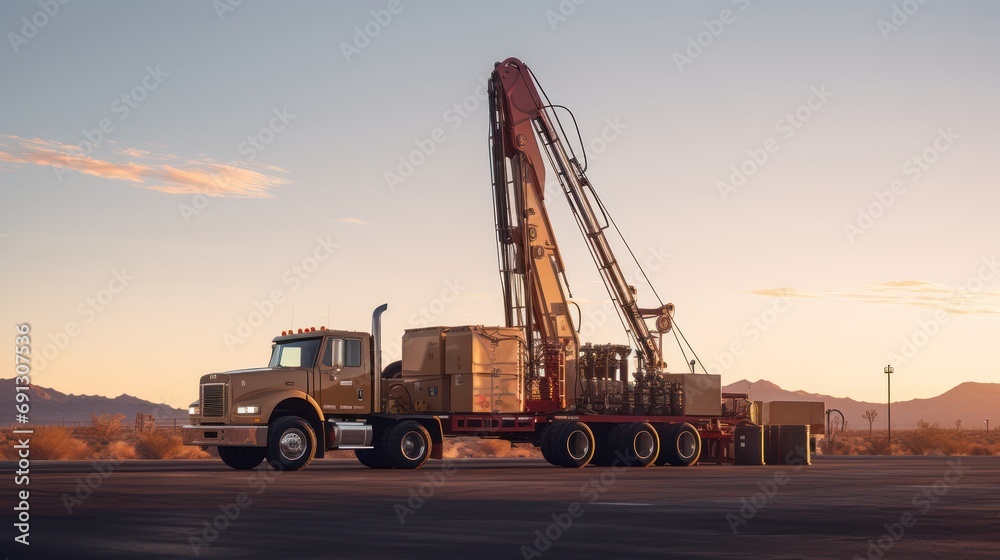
{"left": 184, "top": 305, "right": 445, "bottom": 470}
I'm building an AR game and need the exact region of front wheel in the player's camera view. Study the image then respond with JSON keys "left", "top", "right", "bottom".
{"left": 218, "top": 446, "right": 265, "bottom": 470}
{"left": 266, "top": 416, "right": 317, "bottom": 471}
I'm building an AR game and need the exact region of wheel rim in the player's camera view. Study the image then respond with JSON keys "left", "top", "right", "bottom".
{"left": 400, "top": 431, "right": 427, "bottom": 460}
{"left": 633, "top": 430, "right": 655, "bottom": 460}
{"left": 566, "top": 430, "right": 591, "bottom": 460}
{"left": 677, "top": 430, "right": 697, "bottom": 459}
{"left": 279, "top": 428, "right": 307, "bottom": 461}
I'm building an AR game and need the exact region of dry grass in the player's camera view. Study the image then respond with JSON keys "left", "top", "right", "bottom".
{"left": 27, "top": 426, "right": 93, "bottom": 460}
{"left": 7, "top": 417, "right": 994, "bottom": 462}
{"left": 134, "top": 430, "right": 209, "bottom": 459}
{"left": 822, "top": 421, "right": 1000, "bottom": 456}
{"left": 444, "top": 437, "right": 541, "bottom": 459}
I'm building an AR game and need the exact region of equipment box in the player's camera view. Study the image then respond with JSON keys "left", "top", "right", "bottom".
{"left": 451, "top": 372, "right": 521, "bottom": 413}
{"left": 661, "top": 373, "right": 722, "bottom": 416}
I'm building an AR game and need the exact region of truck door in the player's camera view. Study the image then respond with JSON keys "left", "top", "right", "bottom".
{"left": 318, "top": 336, "right": 371, "bottom": 416}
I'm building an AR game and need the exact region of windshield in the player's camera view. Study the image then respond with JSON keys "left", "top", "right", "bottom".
{"left": 269, "top": 338, "right": 321, "bottom": 368}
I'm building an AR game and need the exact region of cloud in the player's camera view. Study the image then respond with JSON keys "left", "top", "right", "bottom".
{"left": 0, "top": 135, "right": 288, "bottom": 198}
{"left": 752, "top": 280, "right": 1000, "bottom": 315}
{"left": 331, "top": 217, "right": 368, "bottom": 226}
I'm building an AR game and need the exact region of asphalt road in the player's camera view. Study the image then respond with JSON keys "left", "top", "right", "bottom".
{"left": 3, "top": 455, "right": 998, "bottom": 560}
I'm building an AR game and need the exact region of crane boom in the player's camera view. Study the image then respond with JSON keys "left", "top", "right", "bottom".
{"left": 489, "top": 57, "right": 675, "bottom": 412}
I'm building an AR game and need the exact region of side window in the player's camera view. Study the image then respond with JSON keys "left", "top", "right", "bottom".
{"left": 345, "top": 339, "right": 362, "bottom": 367}
{"left": 323, "top": 339, "right": 363, "bottom": 368}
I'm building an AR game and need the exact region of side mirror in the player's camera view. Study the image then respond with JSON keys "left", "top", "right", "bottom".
{"left": 329, "top": 339, "right": 345, "bottom": 372}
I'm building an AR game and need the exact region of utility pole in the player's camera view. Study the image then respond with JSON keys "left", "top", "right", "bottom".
{"left": 884, "top": 364, "right": 893, "bottom": 454}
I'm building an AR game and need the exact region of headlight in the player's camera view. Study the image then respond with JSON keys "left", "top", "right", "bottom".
{"left": 188, "top": 403, "right": 200, "bottom": 416}
{"left": 236, "top": 405, "right": 260, "bottom": 415}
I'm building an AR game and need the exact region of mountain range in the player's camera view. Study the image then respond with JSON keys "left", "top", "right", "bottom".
{"left": 2, "top": 377, "right": 995, "bottom": 430}
{"left": 1, "top": 378, "right": 187, "bottom": 425}
{"left": 723, "top": 379, "right": 998, "bottom": 431}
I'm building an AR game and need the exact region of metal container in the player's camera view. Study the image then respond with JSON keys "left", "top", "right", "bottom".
{"left": 734, "top": 425, "right": 765, "bottom": 465}
{"left": 450, "top": 372, "right": 521, "bottom": 413}
{"left": 443, "top": 326, "right": 523, "bottom": 376}
{"left": 765, "top": 401, "right": 827, "bottom": 435}
{"left": 401, "top": 327, "right": 448, "bottom": 378}
{"left": 659, "top": 373, "right": 722, "bottom": 416}
{"left": 778, "top": 425, "right": 811, "bottom": 466}
{"left": 764, "top": 425, "right": 782, "bottom": 465}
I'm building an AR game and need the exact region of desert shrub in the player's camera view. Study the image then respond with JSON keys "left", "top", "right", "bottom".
{"left": 863, "top": 434, "right": 891, "bottom": 455}
{"left": 134, "top": 430, "right": 184, "bottom": 459}
{"left": 30, "top": 426, "right": 93, "bottom": 460}
{"left": 101, "top": 440, "right": 138, "bottom": 460}
{"left": 89, "top": 413, "right": 126, "bottom": 441}
{"left": 897, "top": 421, "right": 969, "bottom": 455}
{"left": 444, "top": 437, "right": 541, "bottom": 459}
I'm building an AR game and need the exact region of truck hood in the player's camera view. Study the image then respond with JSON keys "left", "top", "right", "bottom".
{"left": 199, "top": 367, "right": 306, "bottom": 384}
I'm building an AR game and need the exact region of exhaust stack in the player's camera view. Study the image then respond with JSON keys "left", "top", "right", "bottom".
{"left": 371, "top": 303, "right": 388, "bottom": 412}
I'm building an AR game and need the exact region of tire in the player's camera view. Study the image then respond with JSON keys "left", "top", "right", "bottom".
{"left": 265, "top": 416, "right": 317, "bottom": 471}
{"left": 614, "top": 422, "right": 659, "bottom": 467}
{"left": 589, "top": 424, "right": 621, "bottom": 467}
{"left": 218, "top": 446, "right": 265, "bottom": 470}
{"left": 549, "top": 421, "right": 595, "bottom": 468}
{"left": 384, "top": 421, "right": 432, "bottom": 469}
{"left": 539, "top": 423, "right": 561, "bottom": 466}
{"left": 355, "top": 447, "right": 392, "bottom": 469}
{"left": 659, "top": 422, "right": 701, "bottom": 467}
{"left": 381, "top": 360, "right": 403, "bottom": 379}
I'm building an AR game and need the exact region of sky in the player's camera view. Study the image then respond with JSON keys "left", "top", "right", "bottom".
{"left": 1, "top": 1, "right": 998, "bottom": 410}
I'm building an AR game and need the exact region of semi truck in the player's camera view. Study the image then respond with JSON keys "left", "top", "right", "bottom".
{"left": 183, "top": 57, "right": 769, "bottom": 471}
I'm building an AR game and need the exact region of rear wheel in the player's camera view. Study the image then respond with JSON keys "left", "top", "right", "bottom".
{"left": 381, "top": 360, "right": 403, "bottom": 379}
{"left": 384, "top": 421, "right": 432, "bottom": 469}
{"left": 589, "top": 425, "right": 616, "bottom": 467}
{"left": 545, "top": 421, "right": 595, "bottom": 468}
{"left": 659, "top": 422, "right": 701, "bottom": 467}
{"left": 614, "top": 422, "right": 659, "bottom": 467}
{"left": 265, "top": 416, "right": 317, "bottom": 471}
{"left": 539, "top": 423, "right": 561, "bottom": 466}
{"left": 218, "top": 446, "right": 265, "bottom": 470}
{"left": 355, "top": 447, "right": 392, "bottom": 469}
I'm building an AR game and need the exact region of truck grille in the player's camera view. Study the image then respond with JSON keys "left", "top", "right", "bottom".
{"left": 201, "top": 383, "right": 227, "bottom": 417}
